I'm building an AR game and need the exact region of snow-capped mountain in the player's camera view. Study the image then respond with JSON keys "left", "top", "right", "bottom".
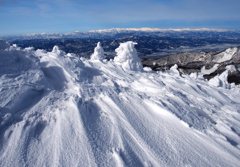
{"left": 0, "top": 39, "right": 240, "bottom": 166}
{"left": 1, "top": 28, "right": 240, "bottom": 41}
{"left": 88, "top": 27, "right": 229, "bottom": 33}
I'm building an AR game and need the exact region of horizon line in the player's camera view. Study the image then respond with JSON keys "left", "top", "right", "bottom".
{"left": 1, "top": 27, "right": 240, "bottom": 38}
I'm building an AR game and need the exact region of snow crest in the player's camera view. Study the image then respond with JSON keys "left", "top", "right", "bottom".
{"left": 114, "top": 41, "right": 143, "bottom": 71}
{"left": 0, "top": 40, "right": 240, "bottom": 167}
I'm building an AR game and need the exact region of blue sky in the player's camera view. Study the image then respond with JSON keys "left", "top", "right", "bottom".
{"left": 0, "top": 0, "right": 240, "bottom": 36}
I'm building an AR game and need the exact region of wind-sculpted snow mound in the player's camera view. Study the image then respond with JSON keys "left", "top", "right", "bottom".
{"left": 91, "top": 42, "right": 105, "bottom": 60}
{"left": 0, "top": 43, "right": 35, "bottom": 77}
{"left": 0, "top": 40, "right": 240, "bottom": 167}
{"left": 114, "top": 41, "right": 143, "bottom": 71}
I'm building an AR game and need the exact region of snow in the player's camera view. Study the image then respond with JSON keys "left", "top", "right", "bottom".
{"left": 201, "top": 64, "right": 220, "bottom": 75}
{"left": 0, "top": 40, "right": 240, "bottom": 167}
{"left": 90, "top": 42, "right": 105, "bottom": 61}
{"left": 208, "top": 65, "right": 236, "bottom": 89}
{"left": 143, "top": 67, "right": 152, "bottom": 72}
{"left": 168, "top": 64, "right": 179, "bottom": 76}
{"left": 89, "top": 28, "right": 228, "bottom": 33}
{"left": 215, "top": 47, "right": 238, "bottom": 63}
{"left": 114, "top": 41, "right": 143, "bottom": 71}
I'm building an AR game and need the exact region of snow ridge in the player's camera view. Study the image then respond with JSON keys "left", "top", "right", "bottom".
{"left": 0, "top": 40, "right": 240, "bottom": 167}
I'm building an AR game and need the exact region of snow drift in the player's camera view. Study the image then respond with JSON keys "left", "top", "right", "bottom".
{"left": 0, "top": 40, "right": 240, "bottom": 167}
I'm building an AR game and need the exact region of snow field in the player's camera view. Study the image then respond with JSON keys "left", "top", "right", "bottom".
{"left": 0, "top": 40, "right": 240, "bottom": 166}
{"left": 215, "top": 47, "right": 238, "bottom": 63}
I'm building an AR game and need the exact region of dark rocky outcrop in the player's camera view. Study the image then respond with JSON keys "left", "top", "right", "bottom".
{"left": 141, "top": 46, "right": 240, "bottom": 84}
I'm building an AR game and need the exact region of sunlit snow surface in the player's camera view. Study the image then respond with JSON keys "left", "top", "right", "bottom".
{"left": 0, "top": 41, "right": 240, "bottom": 167}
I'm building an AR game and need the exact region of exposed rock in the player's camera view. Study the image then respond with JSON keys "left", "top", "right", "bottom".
{"left": 141, "top": 46, "right": 240, "bottom": 84}
{"left": 228, "top": 70, "right": 240, "bottom": 84}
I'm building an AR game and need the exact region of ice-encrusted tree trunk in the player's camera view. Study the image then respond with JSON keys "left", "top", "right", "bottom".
{"left": 91, "top": 42, "right": 105, "bottom": 60}
{"left": 114, "top": 41, "right": 143, "bottom": 71}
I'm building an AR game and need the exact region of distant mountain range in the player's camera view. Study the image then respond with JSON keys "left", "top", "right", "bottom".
{"left": 2, "top": 28, "right": 240, "bottom": 41}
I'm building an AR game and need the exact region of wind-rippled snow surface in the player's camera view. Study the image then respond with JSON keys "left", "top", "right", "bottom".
{"left": 0, "top": 40, "right": 240, "bottom": 167}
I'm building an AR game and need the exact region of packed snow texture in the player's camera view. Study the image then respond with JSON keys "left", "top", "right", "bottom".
{"left": 114, "top": 41, "right": 143, "bottom": 71}
{"left": 0, "top": 40, "right": 240, "bottom": 167}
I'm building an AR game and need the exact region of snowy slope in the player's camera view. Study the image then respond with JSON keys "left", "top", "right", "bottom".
{"left": 214, "top": 47, "right": 238, "bottom": 63}
{"left": 0, "top": 40, "right": 240, "bottom": 167}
